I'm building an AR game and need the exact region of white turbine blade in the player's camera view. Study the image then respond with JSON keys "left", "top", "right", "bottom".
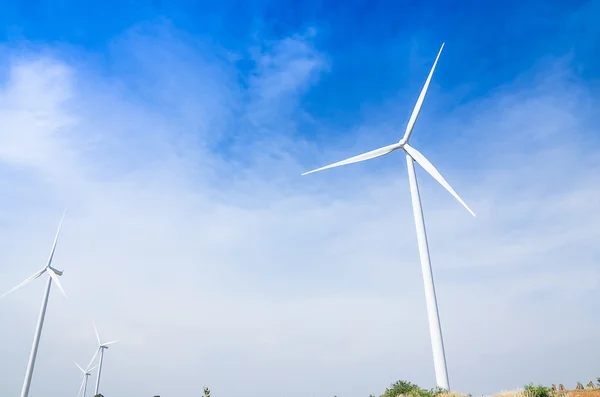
{"left": 0, "top": 268, "right": 46, "bottom": 299}
{"left": 301, "top": 143, "right": 400, "bottom": 176}
{"left": 46, "top": 208, "right": 67, "bottom": 268}
{"left": 47, "top": 268, "right": 68, "bottom": 299}
{"left": 74, "top": 361, "right": 86, "bottom": 373}
{"left": 86, "top": 347, "right": 100, "bottom": 370}
{"left": 93, "top": 321, "right": 101, "bottom": 345}
{"left": 77, "top": 376, "right": 86, "bottom": 397}
{"left": 401, "top": 43, "right": 445, "bottom": 143}
{"left": 403, "top": 143, "right": 476, "bottom": 217}
{"left": 102, "top": 340, "right": 119, "bottom": 346}
{"left": 87, "top": 363, "right": 99, "bottom": 372}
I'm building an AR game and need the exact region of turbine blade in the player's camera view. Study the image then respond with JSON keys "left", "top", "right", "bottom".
{"left": 93, "top": 321, "right": 101, "bottom": 345}
{"left": 77, "top": 376, "right": 85, "bottom": 397}
{"left": 86, "top": 347, "right": 100, "bottom": 371}
{"left": 102, "top": 340, "right": 119, "bottom": 346}
{"left": 302, "top": 143, "right": 400, "bottom": 176}
{"left": 401, "top": 43, "right": 445, "bottom": 143}
{"left": 74, "top": 361, "right": 85, "bottom": 373}
{"left": 87, "top": 363, "right": 99, "bottom": 372}
{"left": 46, "top": 208, "right": 67, "bottom": 269}
{"left": 0, "top": 268, "right": 46, "bottom": 299}
{"left": 47, "top": 268, "right": 68, "bottom": 299}
{"left": 403, "top": 143, "right": 476, "bottom": 217}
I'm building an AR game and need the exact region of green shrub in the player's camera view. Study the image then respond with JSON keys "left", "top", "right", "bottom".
{"left": 382, "top": 380, "right": 420, "bottom": 397}
{"left": 524, "top": 384, "right": 552, "bottom": 397}
{"left": 380, "top": 380, "right": 448, "bottom": 397}
{"left": 204, "top": 387, "right": 211, "bottom": 397}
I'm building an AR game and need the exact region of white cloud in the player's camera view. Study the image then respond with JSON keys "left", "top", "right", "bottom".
{"left": 0, "top": 24, "right": 598, "bottom": 397}
{"left": 0, "top": 57, "right": 77, "bottom": 176}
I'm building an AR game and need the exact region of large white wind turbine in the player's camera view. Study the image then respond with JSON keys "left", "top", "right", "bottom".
{"left": 87, "top": 321, "right": 118, "bottom": 396}
{"left": 0, "top": 210, "right": 68, "bottom": 397}
{"left": 74, "top": 360, "right": 98, "bottom": 397}
{"left": 301, "top": 43, "right": 475, "bottom": 390}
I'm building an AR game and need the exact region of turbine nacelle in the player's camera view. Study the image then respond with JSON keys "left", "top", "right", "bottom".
{"left": 47, "top": 266, "right": 63, "bottom": 276}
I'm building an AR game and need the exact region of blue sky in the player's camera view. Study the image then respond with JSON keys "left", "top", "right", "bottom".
{"left": 0, "top": 1, "right": 599, "bottom": 397}
{"left": 2, "top": 0, "right": 597, "bottom": 121}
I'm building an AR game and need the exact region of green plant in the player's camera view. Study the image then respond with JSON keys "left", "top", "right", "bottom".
{"left": 524, "top": 384, "right": 552, "bottom": 397}
{"left": 380, "top": 380, "right": 447, "bottom": 397}
{"left": 382, "top": 380, "right": 419, "bottom": 397}
{"left": 204, "top": 387, "right": 211, "bottom": 397}
{"left": 431, "top": 387, "right": 450, "bottom": 395}
{"left": 597, "top": 378, "right": 600, "bottom": 388}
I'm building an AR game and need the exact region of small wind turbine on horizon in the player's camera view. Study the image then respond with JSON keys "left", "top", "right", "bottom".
{"left": 301, "top": 43, "right": 475, "bottom": 390}
{"left": 74, "top": 360, "right": 98, "bottom": 397}
{"left": 0, "top": 209, "right": 69, "bottom": 397}
{"left": 87, "top": 321, "right": 118, "bottom": 396}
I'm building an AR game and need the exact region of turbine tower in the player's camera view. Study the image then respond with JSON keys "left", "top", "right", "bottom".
{"left": 0, "top": 209, "right": 68, "bottom": 397}
{"left": 87, "top": 321, "right": 118, "bottom": 396}
{"left": 74, "top": 360, "right": 98, "bottom": 397}
{"left": 301, "top": 43, "right": 475, "bottom": 390}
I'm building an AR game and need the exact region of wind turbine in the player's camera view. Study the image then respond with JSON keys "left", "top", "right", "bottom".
{"left": 74, "top": 360, "right": 98, "bottom": 397}
{"left": 87, "top": 321, "right": 118, "bottom": 396}
{"left": 301, "top": 43, "right": 475, "bottom": 390}
{"left": 0, "top": 209, "right": 68, "bottom": 397}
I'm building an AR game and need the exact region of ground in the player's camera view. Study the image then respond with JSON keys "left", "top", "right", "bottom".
{"left": 455, "top": 387, "right": 600, "bottom": 397}
{"left": 567, "top": 391, "right": 600, "bottom": 397}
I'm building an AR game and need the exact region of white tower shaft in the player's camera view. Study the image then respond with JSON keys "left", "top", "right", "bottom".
{"left": 94, "top": 347, "right": 105, "bottom": 395}
{"left": 406, "top": 154, "right": 450, "bottom": 390}
{"left": 20, "top": 276, "right": 53, "bottom": 397}
{"left": 83, "top": 373, "right": 89, "bottom": 397}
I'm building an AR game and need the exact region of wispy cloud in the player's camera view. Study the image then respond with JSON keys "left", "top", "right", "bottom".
{"left": 0, "top": 18, "right": 598, "bottom": 397}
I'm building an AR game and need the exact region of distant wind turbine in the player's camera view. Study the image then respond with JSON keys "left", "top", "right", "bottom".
{"left": 301, "top": 43, "right": 475, "bottom": 390}
{"left": 0, "top": 209, "right": 68, "bottom": 397}
{"left": 87, "top": 321, "right": 118, "bottom": 396}
{"left": 74, "top": 360, "right": 98, "bottom": 397}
